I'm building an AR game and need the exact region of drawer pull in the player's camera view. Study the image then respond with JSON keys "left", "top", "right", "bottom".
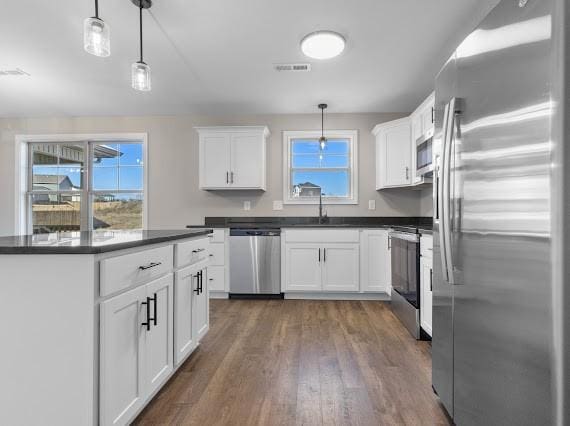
{"left": 141, "top": 299, "right": 151, "bottom": 331}
{"left": 139, "top": 262, "right": 162, "bottom": 271}
{"left": 192, "top": 248, "right": 206, "bottom": 253}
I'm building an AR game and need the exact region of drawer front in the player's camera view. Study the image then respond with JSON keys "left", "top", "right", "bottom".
{"left": 209, "top": 229, "right": 226, "bottom": 244}
{"left": 284, "top": 229, "right": 360, "bottom": 243}
{"left": 176, "top": 238, "right": 210, "bottom": 268}
{"left": 207, "top": 266, "right": 226, "bottom": 292}
{"left": 100, "top": 245, "right": 173, "bottom": 297}
{"left": 209, "top": 244, "right": 225, "bottom": 266}
{"left": 420, "top": 235, "right": 433, "bottom": 259}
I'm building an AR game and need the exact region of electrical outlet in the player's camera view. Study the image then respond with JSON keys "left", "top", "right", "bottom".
{"left": 368, "top": 200, "right": 376, "bottom": 210}
{"left": 273, "top": 200, "right": 283, "bottom": 211}
{"left": 243, "top": 201, "right": 251, "bottom": 211}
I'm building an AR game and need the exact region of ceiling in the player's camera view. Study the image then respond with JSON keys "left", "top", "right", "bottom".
{"left": 0, "top": 0, "right": 498, "bottom": 117}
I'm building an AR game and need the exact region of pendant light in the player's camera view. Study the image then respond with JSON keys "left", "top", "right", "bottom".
{"left": 131, "top": 0, "right": 152, "bottom": 91}
{"left": 84, "top": 0, "right": 111, "bottom": 57}
{"left": 318, "top": 103, "right": 328, "bottom": 150}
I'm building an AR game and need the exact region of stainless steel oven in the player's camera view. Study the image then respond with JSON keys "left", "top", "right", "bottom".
{"left": 389, "top": 230, "right": 421, "bottom": 338}
{"left": 416, "top": 136, "right": 433, "bottom": 177}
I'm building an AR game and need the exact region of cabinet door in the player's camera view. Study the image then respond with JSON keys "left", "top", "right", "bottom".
{"left": 230, "top": 133, "right": 265, "bottom": 189}
{"left": 360, "top": 230, "right": 390, "bottom": 293}
{"left": 100, "top": 286, "right": 146, "bottom": 426}
{"left": 420, "top": 257, "right": 433, "bottom": 336}
{"left": 193, "top": 268, "right": 210, "bottom": 343}
{"left": 382, "top": 121, "right": 412, "bottom": 187}
{"left": 284, "top": 244, "right": 322, "bottom": 292}
{"left": 200, "top": 133, "right": 231, "bottom": 188}
{"left": 322, "top": 244, "right": 360, "bottom": 292}
{"left": 174, "top": 268, "right": 195, "bottom": 365}
{"left": 144, "top": 275, "right": 174, "bottom": 397}
{"left": 207, "top": 265, "right": 226, "bottom": 292}
{"left": 422, "top": 103, "right": 434, "bottom": 139}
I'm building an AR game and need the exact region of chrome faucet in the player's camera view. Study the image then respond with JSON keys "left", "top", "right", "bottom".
{"left": 318, "top": 190, "right": 328, "bottom": 224}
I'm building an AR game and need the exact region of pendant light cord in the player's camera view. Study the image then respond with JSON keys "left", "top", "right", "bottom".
{"left": 139, "top": 2, "right": 144, "bottom": 62}
{"left": 321, "top": 107, "right": 324, "bottom": 139}
{"left": 94, "top": 0, "right": 99, "bottom": 18}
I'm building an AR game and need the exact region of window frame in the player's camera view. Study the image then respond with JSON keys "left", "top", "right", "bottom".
{"left": 15, "top": 133, "right": 148, "bottom": 234}
{"left": 282, "top": 130, "right": 358, "bottom": 205}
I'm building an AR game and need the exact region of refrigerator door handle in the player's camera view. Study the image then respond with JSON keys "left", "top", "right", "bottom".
{"left": 438, "top": 101, "right": 452, "bottom": 283}
{"left": 442, "top": 97, "right": 462, "bottom": 285}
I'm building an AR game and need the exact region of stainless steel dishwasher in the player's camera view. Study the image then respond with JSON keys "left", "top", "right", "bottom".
{"left": 229, "top": 229, "right": 281, "bottom": 297}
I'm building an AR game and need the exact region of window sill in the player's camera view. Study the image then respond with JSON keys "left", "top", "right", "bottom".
{"left": 283, "top": 198, "right": 359, "bottom": 205}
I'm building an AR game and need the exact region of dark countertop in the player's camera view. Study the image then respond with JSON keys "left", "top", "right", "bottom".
{"left": 187, "top": 216, "right": 433, "bottom": 230}
{"left": 0, "top": 229, "right": 213, "bottom": 254}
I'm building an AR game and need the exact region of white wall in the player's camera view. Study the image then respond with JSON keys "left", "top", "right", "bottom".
{"left": 0, "top": 112, "right": 427, "bottom": 235}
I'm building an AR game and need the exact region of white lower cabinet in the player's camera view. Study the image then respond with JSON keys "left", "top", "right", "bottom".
{"left": 174, "top": 264, "right": 209, "bottom": 366}
{"left": 282, "top": 230, "right": 365, "bottom": 294}
{"left": 193, "top": 268, "right": 210, "bottom": 342}
{"left": 284, "top": 244, "right": 322, "bottom": 291}
{"left": 359, "top": 230, "right": 391, "bottom": 293}
{"left": 321, "top": 244, "right": 360, "bottom": 292}
{"left": 420, "top": 235, "right": 433, "bottom": 336}
{"left": 100, "top": 274, "right": 173, "bottom": 426}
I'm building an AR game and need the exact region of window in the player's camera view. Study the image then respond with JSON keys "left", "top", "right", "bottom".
{"left": 283, "top": 130, "right": 358, "bottom": 204}
{"left": 25, "top": 138, "right": 146, "bottom": 234}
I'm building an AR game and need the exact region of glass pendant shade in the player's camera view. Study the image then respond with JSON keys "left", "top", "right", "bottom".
{"left": 83, "top": 17, "right": 110, "bottom": 57}
{"left": 132, "top": 61, "right": 151, "bottom": 91}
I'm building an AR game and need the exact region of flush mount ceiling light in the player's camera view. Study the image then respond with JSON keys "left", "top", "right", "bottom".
{"left": 301, "top": 31, "right": 346, "bottom": 60}
{"left": 318, "top": 103, "right": 328, "bottom": 150}
{"left": 84, "top": 0, "right": 111, "bottom": 57}
{"left": 131, "top": 0, "right": 152, "bottom": 91}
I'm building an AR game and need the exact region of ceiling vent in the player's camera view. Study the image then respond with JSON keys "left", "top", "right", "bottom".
{"left": 0, "top": 68, "right": 30, "bottom": 76}
{"left": 274, "top": 63, "right": 311, "bottom": 72}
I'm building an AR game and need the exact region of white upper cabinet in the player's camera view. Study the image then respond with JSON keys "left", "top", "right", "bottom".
{"left": 373, "top": 92, "right": 434, "bottom": 189}
{"left": 197, "top": 126, "right": 269, "bottom": 190}
{"left": 373, "top": 117, "right": 412, "bottom": 189}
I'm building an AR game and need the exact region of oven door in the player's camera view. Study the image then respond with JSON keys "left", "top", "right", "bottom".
{"left": 390, "top": 232, "right": 420, "bottom": 308}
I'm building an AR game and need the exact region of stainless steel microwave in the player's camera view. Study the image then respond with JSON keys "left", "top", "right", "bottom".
{"left": 416, "top": 135, "right": 433, "bottom": 177}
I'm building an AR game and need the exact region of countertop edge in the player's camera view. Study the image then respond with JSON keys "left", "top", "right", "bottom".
{"left": 0, "top": 229, "right": 213, "bottom": 255}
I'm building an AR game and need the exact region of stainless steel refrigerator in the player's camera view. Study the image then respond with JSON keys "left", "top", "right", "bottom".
{"left": 432, "top": 0, "right": 569, "bottom": 424}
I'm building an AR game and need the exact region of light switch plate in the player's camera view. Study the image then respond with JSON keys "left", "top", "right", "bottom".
{"left": 368, "top": 200, "right": 376, "bottom": 210}
{"left": 244, "top": 201, "right": 251, "bottom": 211}
{"left": 273, "top": 200, "right": 283, "bottom": 211}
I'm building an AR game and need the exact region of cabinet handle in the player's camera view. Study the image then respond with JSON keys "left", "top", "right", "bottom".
{"left": 323, "top": 248, "right": 326, "bottom": 262}
{"left": 209, "top": 278, "right": 214, "bottom": 281}
{"left": 431, "top": 107, "right": 435, "bottom": 124}
{"left": 193, "top": 274, "right": 200, "bottom": 294}
{"left": 230, "top": 171, "right": 234, "bottom": 184}
{"left": 139, "top": 261, "right": 162, "bottom": 271}
{"left": 430, "top": 269, "right": 433, "bottom": 292}
{"left": 200, "top": 270, "right": 205, "bottom": 294}
{"left": 141, "top": 298, "right": 151, "bottom": 331}
{"left": 387, "top": 236, "right": 391, "bottom": 250}
{"left": 149, "top": 293, "right": 157, "bottom": 326}
{"left": 405, "top": 167, "right": 409, "bottom": 180}
{"left": 192, "top": 248, "right": 205, "bottom": 253}
{"left": 226, "top": 172, "right": 229, "bottom": 184}
{"left": 318, "top": 248, "right": 321, "bottom": 262}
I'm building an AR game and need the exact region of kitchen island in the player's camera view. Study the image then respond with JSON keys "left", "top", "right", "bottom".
{"left": 0, "top": 229, "right": 213, "bottom": 426}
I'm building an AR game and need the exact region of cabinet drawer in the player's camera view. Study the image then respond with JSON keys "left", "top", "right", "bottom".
{"left": 284, "top": 229, "right": 360, "bottom": 243}
{"left": 100, "top": 245, "right": 173, "bottom": 297}
{"left": 209, "top": 244, "right": 225, "bottom": 266}
{"left": 207, "top": 266, "right": 226, "bottom": 292}
{"left": 176, "top": 238, "right": 210, "bottom": 268}
{"left": 208, "top": 229, "right": 226, "bottom": 243}
{"left": 420, "top": 235, "right": 433, "bottom": 259}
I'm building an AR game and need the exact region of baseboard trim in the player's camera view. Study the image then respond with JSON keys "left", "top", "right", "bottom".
{"left": 209, "top": 291, "right": 229, "bottom": 299}
{"left": 284, "top": 292, "right": 390, "bottom": 301}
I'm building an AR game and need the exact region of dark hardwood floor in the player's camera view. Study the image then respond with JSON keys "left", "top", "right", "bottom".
{"left": 134, "top": 299, "right": 450, "bottom": 425}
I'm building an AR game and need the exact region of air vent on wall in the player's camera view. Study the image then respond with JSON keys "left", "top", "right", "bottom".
{"left": 274, "top": 63, "right": 311, "bottom": 72}
{"left": 0, "top": 68, "right": 30, "bottom": 76}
